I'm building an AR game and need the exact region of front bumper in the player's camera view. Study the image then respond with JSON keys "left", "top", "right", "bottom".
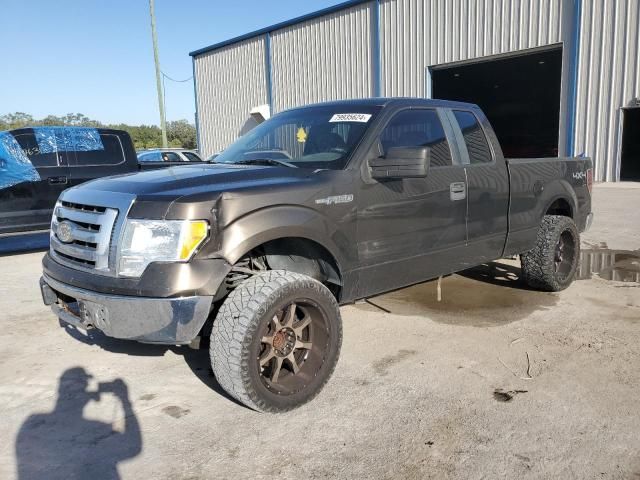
{"left": 42, "top": 252, "right": 232, "bottom": 298}
{"left": 40, "top": 273, "right": 213, "bottom": 344}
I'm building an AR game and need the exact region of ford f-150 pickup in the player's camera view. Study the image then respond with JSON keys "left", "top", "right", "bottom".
{"left": 40, "top": 98, "right": 593, "bottom": 412}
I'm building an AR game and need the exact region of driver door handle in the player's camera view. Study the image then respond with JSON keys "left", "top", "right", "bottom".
{"left": 450, "top": 182, "right": 466, "bottom": 201}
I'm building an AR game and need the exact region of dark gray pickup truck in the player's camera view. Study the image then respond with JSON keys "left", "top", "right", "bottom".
{"left": 40, "top": 98, "right": 593, "bottom": 412}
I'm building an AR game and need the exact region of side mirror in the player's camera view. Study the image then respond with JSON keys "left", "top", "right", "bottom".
{"left": 369, "top": 146, "right": 430, "bottom": 179}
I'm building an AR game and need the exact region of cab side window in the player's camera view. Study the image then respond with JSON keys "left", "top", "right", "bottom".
{"left": 74, "top": 133, "right": 125, "bottom": 166}
{"left": 380, "top": 110, "right": 453, "bottom": 167}
{"left": 12, "top": 133, "right": 58, "bottom": 167}
{"left": 183, "top": 152, "right": 202, "bottom": 162}
{"left": 138, "top": 151, "right": 162, "bottom": 162}
{"left": 453, "top": 111, "right": 493, "bottom": 164}
{"left": 162, "top": 152, "right": 181, "bottom": 162}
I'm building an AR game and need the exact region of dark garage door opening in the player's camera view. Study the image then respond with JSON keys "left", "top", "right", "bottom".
{"left": 620, "top": 108, "right": 640, "bottom": 181}
{"left": 432, "top": 48, "right": 563, "bottom": 158}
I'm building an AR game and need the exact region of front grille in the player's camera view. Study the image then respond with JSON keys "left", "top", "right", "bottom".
{"left": 50, "top": 201, "right": 118, "bottom": 272}
{"left": 60, "top": 200, "right": 106, "bottom": 214}
{"left": 55, "top": 250, "right": 96, "bottom": 267}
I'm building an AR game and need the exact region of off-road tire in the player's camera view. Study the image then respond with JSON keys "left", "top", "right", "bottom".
{"left": 521, "top": 215, "right": 580, "bottom": 291}
{"left": 210, "top": 270, "right": 342, "bottom": 413}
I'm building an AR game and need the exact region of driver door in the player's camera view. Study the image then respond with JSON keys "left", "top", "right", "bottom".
{"left": 355, "top": 108, "right": 469, "bottom": 298}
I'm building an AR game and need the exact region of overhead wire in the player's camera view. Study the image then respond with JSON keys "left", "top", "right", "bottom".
{"left": 161, "top": 72, "right": 193, "bottom": 82}
{"left": 160, "top": 71, "right": 194, "bottom": 126}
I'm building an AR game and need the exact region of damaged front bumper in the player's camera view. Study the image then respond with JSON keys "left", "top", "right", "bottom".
{"left": 40, "top": 274, "right": 213, "bottom": 344}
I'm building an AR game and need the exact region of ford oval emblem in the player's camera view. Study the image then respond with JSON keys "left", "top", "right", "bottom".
{"left": 56, "top": 221, "right": 74, "bottom": 243}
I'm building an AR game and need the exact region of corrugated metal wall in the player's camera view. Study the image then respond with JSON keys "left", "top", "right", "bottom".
{"left": 191, "top": 0, "right": 635, "bottom": 180}
{"left": 573, "top": 0, "right": 640, "bottom": 181}
{"left": 193, "top": 36, "right": 269, "bottom": 156}
{"left": 270, "top": 2, "right": 374, "bottom": 113}
{"left": 378, "top": 0, "right": 566, "bottom": 97}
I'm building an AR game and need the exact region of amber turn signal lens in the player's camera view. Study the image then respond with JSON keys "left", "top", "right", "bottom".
{"left": 179, "top": 220, "right": 209, "bottom": 260}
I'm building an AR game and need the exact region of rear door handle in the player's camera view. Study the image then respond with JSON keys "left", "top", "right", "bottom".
{"left": 48, "top": 176, "right": 68, "bottom": 185}
{"left": 450, "top": 182, "right": 466, "bottom": 201}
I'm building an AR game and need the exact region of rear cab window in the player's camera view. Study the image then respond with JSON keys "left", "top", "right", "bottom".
{"left": 452, "top": 111, "right": 494, "bottom": 165}
{"left": 71, "top": 132, "right": 125, "bottom": 167}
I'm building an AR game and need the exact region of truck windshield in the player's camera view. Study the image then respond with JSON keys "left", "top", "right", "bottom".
{"left": 214, "top": 105, "right": 382, "bottom": 170}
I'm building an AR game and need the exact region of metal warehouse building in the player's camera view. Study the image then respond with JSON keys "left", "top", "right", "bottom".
{"left": 190, "top": 0, "right": 640, "bottom": 182}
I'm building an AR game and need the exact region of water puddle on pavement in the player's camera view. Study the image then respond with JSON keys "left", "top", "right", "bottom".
{"left": 577, "top": 249, "right": 640, "bottom": 283}
{"left": 357, "top": 250, "right": 640, "bottom": 326}
{"left": 359, "top": 262, "right": 558, "bottom": 326}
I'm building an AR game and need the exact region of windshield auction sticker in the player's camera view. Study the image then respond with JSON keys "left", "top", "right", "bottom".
{"left": 329, "top": 113, "right": 372, "bottom": 123}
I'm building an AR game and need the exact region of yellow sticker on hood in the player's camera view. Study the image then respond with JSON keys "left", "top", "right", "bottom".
{"left": 296, "top": 127, "right": 307, "bottom": 143}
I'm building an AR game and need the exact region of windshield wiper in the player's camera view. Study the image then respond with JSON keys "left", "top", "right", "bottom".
{"left": 234, "top": 158, "right": 298, "bottom": 168}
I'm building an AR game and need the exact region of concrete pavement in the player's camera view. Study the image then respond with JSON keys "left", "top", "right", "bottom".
{"left": 1, "top": 183, "right": 638, "bottom": 479}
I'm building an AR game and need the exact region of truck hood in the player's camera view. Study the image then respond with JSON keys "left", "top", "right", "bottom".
{"left": 74, "top": 163, "right": 316, "bottom": 199}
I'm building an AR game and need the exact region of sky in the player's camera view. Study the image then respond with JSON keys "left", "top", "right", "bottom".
{"left": 0, "top": 0, "right": 343, "bottom": 126}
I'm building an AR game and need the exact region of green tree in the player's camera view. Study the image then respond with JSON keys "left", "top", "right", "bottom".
{"left": 167, "top": 120, "right": 197, "bottom": 149}
{"left": 0, "top": 112, "right": 35, "bottom": 129}
{"left": 40, "top": 115, "right": 65, "bottom": 126}
{"left": 62, "top": 113, "right": 102, "bottom": 127}
{"left": 1, "top": 112, "right": 197, "bottom": 150}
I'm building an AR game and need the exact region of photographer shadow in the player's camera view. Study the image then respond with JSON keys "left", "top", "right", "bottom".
{"left": 61, "top": 323, "right": 247, "bottom": 409}
{"left": 15, "top": 367, "right": 141, "bottom": 480}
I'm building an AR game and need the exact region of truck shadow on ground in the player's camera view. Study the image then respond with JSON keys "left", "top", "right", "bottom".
{"left": 361, "top": 261, "right": 559, "bottom": 327}
{"left": 15, "top": 367, "right": 141, "bottom": 480}
{"left": 458, "top": 261, "right": 540, "bottom": 290}
{"left": 61, "top": 323, "right": 248, "bottom": 409}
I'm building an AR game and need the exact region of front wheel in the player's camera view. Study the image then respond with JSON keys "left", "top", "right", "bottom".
{"left": 210, "top": 270, "right": 342, "bottom": 413}
{"left": 521, "top": 215, "right": 580, "bottom": 292}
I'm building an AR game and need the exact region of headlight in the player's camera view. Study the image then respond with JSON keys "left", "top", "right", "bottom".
{"left": 118, "top": 219, "right": 209, "bottom": 277}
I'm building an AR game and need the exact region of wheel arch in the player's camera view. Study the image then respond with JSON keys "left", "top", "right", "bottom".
{"left": 221, "top": 206, "right": 348, "bottom": 263}
{"left": 258, "top": 237, "right": 342, "bottom": 286}
{"left": 218, "top": 206, "right": 349, "bottom": 299}
{"left": 538, "top": 179, "right": 578, "bottom": 222}
{"left": 545, "top": 197, "right": 573, "bottom": 218}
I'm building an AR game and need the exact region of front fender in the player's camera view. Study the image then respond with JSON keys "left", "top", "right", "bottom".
{"left": 219, "top": 205, "right": 354, "bottom": 270}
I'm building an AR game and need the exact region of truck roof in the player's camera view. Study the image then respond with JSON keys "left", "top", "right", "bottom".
{"left": 7, "top": 126, "right": 128, "bottom": 136}
{"left": 287, "top": 97, "right": 480, "bottom": 111}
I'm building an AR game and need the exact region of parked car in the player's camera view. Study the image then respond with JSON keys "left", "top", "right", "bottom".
{"left": 40, "top": 98, "right": 593, "bottom": 412}
{"left": 0, "top": 127, "right": 138, "bottom": 235}
{"left": 137, "top": 148, "right": 204, "bottom": 167}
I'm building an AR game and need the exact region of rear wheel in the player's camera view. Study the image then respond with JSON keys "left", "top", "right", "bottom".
{"left": 521, "top": 214, "right": 580, "bottom": 291}
{"left": 210, "top": 270, "right": 342, "bottom": 412}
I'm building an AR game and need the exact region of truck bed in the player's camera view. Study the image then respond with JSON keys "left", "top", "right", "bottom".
{"left": 504, "top": 156, "right": 593, "bottom": 256}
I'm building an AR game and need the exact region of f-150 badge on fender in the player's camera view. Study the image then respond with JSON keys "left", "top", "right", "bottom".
{"left": 315, "top": 194, "right": 354, "bottom": 205}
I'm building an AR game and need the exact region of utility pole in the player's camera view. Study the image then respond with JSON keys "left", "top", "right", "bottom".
{"left": 149, "top": 0, "right": 168, "bottom": 147}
